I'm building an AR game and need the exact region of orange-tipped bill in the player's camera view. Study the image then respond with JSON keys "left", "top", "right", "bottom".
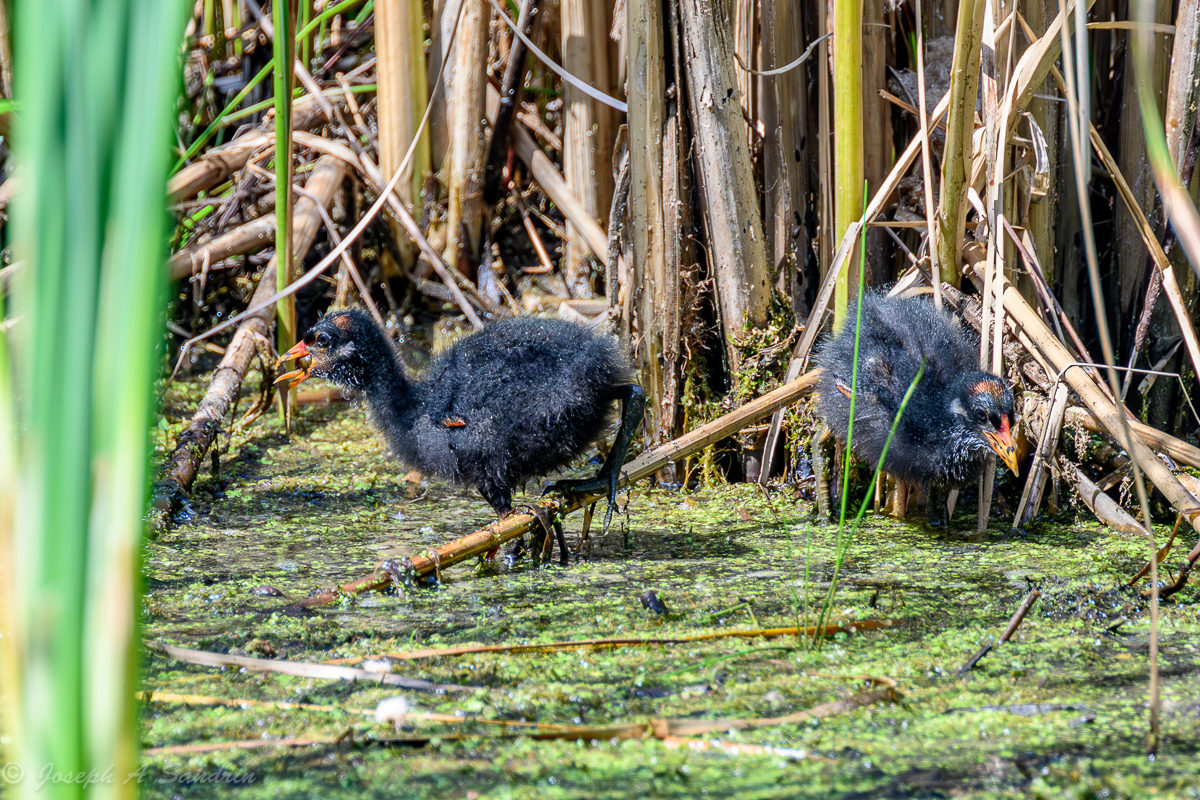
{"left": 275, "top": 341, "right": 313, "bottom": 390}
{"left": 984, "top": 415, "right": 1019, "bottom": 476}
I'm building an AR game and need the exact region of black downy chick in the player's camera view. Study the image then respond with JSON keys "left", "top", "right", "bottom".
{"left": 815, "top": 293, "right": 1017, "bottom": 514}
{"left": 276, "top": 310, "right": 646, "bottom": 552}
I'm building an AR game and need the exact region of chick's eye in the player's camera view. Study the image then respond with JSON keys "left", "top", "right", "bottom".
{"left": 974, "top": 408, "right": 988, "bottom": 423}
{"left": 316, "top": 332, "right": 331, "bottom": 347}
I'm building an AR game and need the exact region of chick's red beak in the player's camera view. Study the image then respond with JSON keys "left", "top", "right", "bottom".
{"left": 275, "top": 340, "right": 313, "bottom": 389}
{"left": 984, "top": 415, "right": 1019, "bottom": 476}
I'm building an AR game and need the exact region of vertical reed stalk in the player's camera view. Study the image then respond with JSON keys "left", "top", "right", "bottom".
{"left": 299, "top": 0, "right": 311, "bottom": 68}
{"left": 831, "top": 0, "right": 863, "bottom": 328}
{"left": 227, "top": 0, "right": 242, "bottom": 57}
{"left": 627, "top": 0, "right": 667, "bottom": 441}
{"left": 762, "top": 0, "right": 806, "bottom": 315}
{"left": 816, "top": 0, "right": 833, "bottom": 280}
{"left": 914, "top": 0, "right": 941, "bottom": 306}
{"left": 445, "top": 0, "right": 490, "bottom": 274}
{"left": 734, "top": 0, "right": 756, "bottom": 124}
{"left": 935, "top": 0, "right": 985, "bottom": 288}
{"left": 273, "top": 0, "right": 297, "bottom": 422}
{"left": 562, "top": 0, "right": 608, "bottom": 296}
{"left": 815, "top": 227, "right": 925, "bottom": 642}
{"left": 1066, "top": 0, "right": 1160, "bottom": 750}
{"left": 0, "top": 1, "right": 12, "bottom": 99}
{"left": 1021, "top": 0, "right": 1059, "bottom": 288}
{"left": 1163, "top": 0, "right": 1200, "bottom": 173}
{"left": 376, "top": 0, "right": 432, "bottom": 205}
{"left": 428, "top": 0, "right": 461, "bottom": 168}
{"left": 679, "top": 0, "right": 771, "bottom": 370}
{"left": 861, "top": 0, "right": 889, "bottom": 280}
{"left": 1114, "top": 0, "right": 1171, "bottom": 316}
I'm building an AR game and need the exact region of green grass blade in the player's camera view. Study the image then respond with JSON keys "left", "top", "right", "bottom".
{"left": 3, "top": 1, "right": 188, "bottom": 796}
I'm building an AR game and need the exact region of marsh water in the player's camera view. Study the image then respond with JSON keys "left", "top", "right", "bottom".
{"left": 140, "top": 376, "right": 1200, "bottom": 798}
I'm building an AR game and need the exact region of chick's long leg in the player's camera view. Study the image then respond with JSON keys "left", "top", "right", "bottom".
{"left": 479, "top": 483, "right": 513, "bottom": 562}
{"left": 545, "top": 384, "right": 646, "bottom": 536}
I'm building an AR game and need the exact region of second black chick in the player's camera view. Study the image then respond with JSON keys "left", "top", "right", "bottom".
{"left": 277, "top": 310, "right": 645, "bottom": 546}
{"left": 815, "top": 293, "right": 1017, "bottom": 497}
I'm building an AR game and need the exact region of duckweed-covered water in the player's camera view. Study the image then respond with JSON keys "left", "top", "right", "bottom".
{"left": 142, "top": 375, "right": 1200, "bottom": 798}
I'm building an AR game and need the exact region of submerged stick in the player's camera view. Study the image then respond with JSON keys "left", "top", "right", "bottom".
{"left": 959, "top": 587, "right": 1041, "bottom": 674}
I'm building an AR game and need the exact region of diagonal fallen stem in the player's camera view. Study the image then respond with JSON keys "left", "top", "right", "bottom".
{"left": 298, "top": 371, "right": 822, "bottom": 606}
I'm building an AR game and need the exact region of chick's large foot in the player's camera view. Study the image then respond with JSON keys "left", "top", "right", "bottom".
{"left": 544, "top": 467, "right": 621, "bottom": 537}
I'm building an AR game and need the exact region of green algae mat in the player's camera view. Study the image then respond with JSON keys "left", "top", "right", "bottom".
{"left": 143, "top": 388, "right": 1200, "bottom": 798}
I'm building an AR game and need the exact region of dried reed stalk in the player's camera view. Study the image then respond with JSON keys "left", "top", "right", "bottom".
{"left": 374, "top": 0, "right": 430, "bottom": 206}
{"left": 1014, "top": 381, "right": 1068, "bottom": 528}
{"left": 1084, "top": 120, "right": 1200, "bottom": 389}
{"left": 679, "top": 0, "right": 771, "bottom": 367}
{"left": 935, "top": 0, "right": 984, "bottom": 285}
{"left": 167, "top": 98, "right": 331, "bottom": 201}
{"left": 1062, "top": 407, "right": 1200, "bottom": 470}
{"left": 561, "top": 0, "right": 610, "bottom": 296}
{"left": 444, "top": 0, "right": 489, "bottom": 273}
{"left": 1057, "top": 456, "right": 1145, "bottom": 534}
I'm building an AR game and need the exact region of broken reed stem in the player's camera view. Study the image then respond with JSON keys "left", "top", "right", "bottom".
{"left": 999, "top": 588, "right": 1042, "bottom": 643}
{"left": 1013, "top": 381, "right": 1068, "bottom": 529}
{"left": 169, "top": 194, "right": 277, "bottom": 280}
{"left": 167, "top": 98, "right": 330, "bottom": 201}
{"left": 1128, "top": 515, "right": 1183, "bottom": 587}
{"left": 1057, "top": 455, "right": 1145, "bottom": 534}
